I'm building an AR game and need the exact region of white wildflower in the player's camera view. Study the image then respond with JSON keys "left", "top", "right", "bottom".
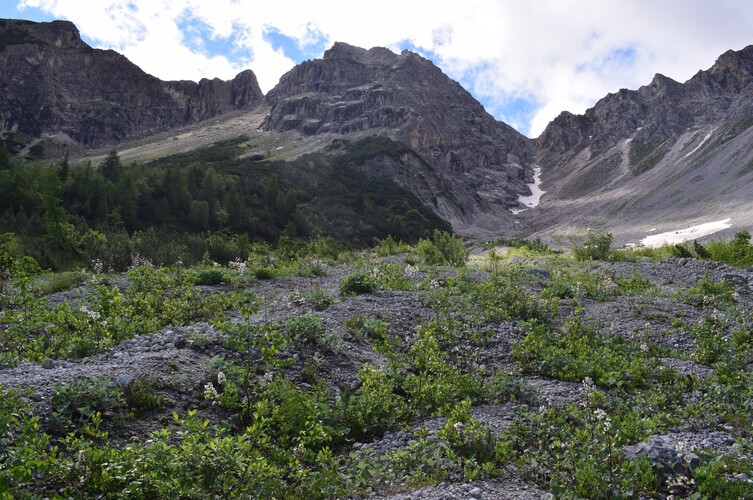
{"left": 203, "top": 382, "right": 220, "bottom": 405}
{"left": 594, "top": 408, "right": 612, "bottom": 430}
{"left": 228, "top": 258, "right": 248, "bottom": 275}
{"left": 90, "top": 259, "right": 104, "bottom": 274}
{"left": 368, "top": 267, "right": 383, "bottom": 281}
{"left": 667, "top": 473, "right": 694, "bottom": 488}
{"left": 403, "top": 264, "right": 419, "bottom": 279}
{"left": 79, "top": 306, "right": 101, "bottom": 321}
{"left": 582, "top": 377, "right": 596, "bottom": 395}
{"left": 675, "top": 440, "right": 695, "bottom": 462}
{"left": 217, "top": 371, "right": 226, "bottom": 385}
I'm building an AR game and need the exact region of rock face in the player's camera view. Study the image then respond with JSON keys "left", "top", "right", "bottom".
{"left": 532, "top": 45, "right": 753, "bottom": 244}
{"left": 261, "top": 42, "right": 534, "bottom": 231}
{"left": 0, "top": 19, "right": 263, "bottom": 147}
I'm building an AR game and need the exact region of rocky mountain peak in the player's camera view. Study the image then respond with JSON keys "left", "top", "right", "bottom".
{"left": 537, "top": 47, "right": 753, "bottom": 155}
{"left": 532, "top": 43, "right": 753, "bottom": 245}
{"left": 322, "top": 41, "right": 370, "bottom": 61}
{"left": 639, "top": 73, "right": 683, "bottom": 101}
{"left": 707, "top": 46, "right": 753, "bottom": 91}
{"left": 261, "top": 42, "right": 533, "bottom": 231}
{"left": 0, "top": 19, "right": 263, "bottom": 150}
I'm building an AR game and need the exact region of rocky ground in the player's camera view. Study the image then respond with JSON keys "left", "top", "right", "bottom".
{"left": 2, "top": 250, "right": 753, "bottom": 498}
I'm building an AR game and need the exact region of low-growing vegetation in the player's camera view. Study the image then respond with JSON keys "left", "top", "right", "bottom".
{"left": 1, "top": 221, "right": 752, "bottom": 498}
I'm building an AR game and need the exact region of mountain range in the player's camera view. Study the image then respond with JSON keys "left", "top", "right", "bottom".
{"left": 2, "top": 18, "right": 753, "bottom": 245}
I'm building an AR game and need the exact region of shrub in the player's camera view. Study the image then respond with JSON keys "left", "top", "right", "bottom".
{"left": 417, "top": 230, "right": 467, "bottom": 267}
{"left": 47, "top": 376, "right": 125, "bottom": 435}
{"left": 345, "top": 313, "right": 391, "bottom": 352}
{"left": 573, "top": 231, "right": 613, "bottom": 261}
{"left": 703, "top": 230, "right": 753, "bottom": 268}
{"left": 338, "top": 364, "right": 408, "bottom": 441}
{"left": 615, "top": 270, "right": 655, "bottom": 295}
{"left": 676, "top": 277, "right": 737, "bottom": 308}
{"left": 339, "top": 271, "right": 377, "bottom": 296}
{"left": 303, "top": 289, "right": 335, "bottom": 311}
{"left": 253, "top": 266, "right": 276, "bottom": 280}
{"left": 189, "top": 266, "right": 229, "bottom": 286}
{"left": 123, "top": 378, "right": 163, "bottom": 412}
{"left": 543, "top": 268, "right": 619, "bottom": 301}
{"left": 512, "top": 315, "right": 659, "bottom": 391}
{"left": 475, "top": 273, "right": 559, "bottom": 324}
{"left": 285, "top": 314, "right": 325, "bottom": 343}
{"left": 438, "top": 400, "right": 496, "bottom": 464}
{"left": 373, "top": 235, "right": 411, "bottom": 256}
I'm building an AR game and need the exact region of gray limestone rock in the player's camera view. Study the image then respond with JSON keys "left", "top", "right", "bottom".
{"left": 0, "top": 19, "right": 263, "bottom": 149}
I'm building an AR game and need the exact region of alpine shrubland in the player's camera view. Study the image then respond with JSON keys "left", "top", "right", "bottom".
{"left": 1, "top": 227, "right": 753, "bottom": 498}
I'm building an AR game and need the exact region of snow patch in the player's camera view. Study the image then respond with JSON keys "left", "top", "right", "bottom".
{"left": 684, "top": 128, "right": 716, "bottom": 158}
{"left": 640, "top": 218, "right": 732, "bottom": 248}
{"left": 511, "top": 165, "right": 545, "bottom": 214}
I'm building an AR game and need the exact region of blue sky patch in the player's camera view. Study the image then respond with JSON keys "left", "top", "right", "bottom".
{"left": 0, "top": 3, "right": 52, "bottom": 22}
{"left": 264, "top": 27, "right": 328, "bottom": 62}
{"left": 177, "top": 14, "right": 243, "bottom": 59}
{"left": 606, "top": 45, "right": 637, "bottom": 65}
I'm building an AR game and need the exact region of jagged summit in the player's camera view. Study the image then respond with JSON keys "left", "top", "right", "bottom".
{"left": 262, "top": 42, "right": 534, "bottom": 231}
{"left": 0, "top": 18, "right": 263, "bottom": 148}
{"left": 532, "top": 43, "right": 753, "bottom": 245}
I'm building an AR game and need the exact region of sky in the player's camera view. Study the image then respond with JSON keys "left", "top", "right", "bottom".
{"left": 2, "top": 1, "right": 753, "bottom": 138}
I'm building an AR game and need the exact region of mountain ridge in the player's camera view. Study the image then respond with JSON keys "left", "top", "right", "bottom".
{"left": 260, "top": 40, "right": 534, "bottom": 231}
{"left": 530, "top": 43, "right": 753, "bottom": 245}
{"left": 0, "top": 18, "right": 263, "bottom": 150}
{"left": 3, "top": 18, "right": 753, "bottom": 245}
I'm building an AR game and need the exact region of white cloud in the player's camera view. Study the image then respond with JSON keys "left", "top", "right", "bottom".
{"left": 17, "top": 0, "right": 753, "bottom": 137}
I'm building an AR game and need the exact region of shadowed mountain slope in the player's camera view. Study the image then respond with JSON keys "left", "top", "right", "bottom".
{"left": 261, "top": 42, "right": 535, "bottom": 233}
{"left": 532, "top": 45, "right": 753, "bottom": 245}
{"left": 0, "top": 19, "right": 263, "bottom": 151}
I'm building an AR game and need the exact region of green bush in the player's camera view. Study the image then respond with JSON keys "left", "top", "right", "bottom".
{"left": 417, "top": 230, "right": 467, "bottom": 267}
{"left": 475, "top": 273, "right": 559, "bottom": 324}
{"left": 373, "top": 235, "right": 411, "bottom": 256}
{"left": 188, "top": 266, "right": 229, "bottom": 286}
{"left": 47, "top": 377, "right": 124, "bottom": 435}
{"left": 703, "top": 230, "right": 753, "bottom": 268}
{"left": 338, "top": 364, "right": 408, "bottom": 441}
{"left": 285, "top": 314, "right": 325, "bottom": 343}
{"left": 123, "top": 378, "right": 163, "bottom": 412}
{"left": 543, "top": 268, "right": 619, "bottom": 301}
{"left": 512, "top": 315, "right": 659, "bottom": 391}
{"left": 615, "top": 270, "right": 655, "bottom": 295}
{"left": 676, "top": 277, "right": 737, "bottom": 308}
{"left": 339, "top": 271, "right": 377, "bottom": 295}
{"left": 573, "top": 231, "right": 613, "bottom": 261}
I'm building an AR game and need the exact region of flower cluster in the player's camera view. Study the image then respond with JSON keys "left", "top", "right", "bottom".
{"left": 429, "top": 279, "right": 445, "bottom": 289}
{"left": 593, "top": 408, "right": 611, "bottom": 431}
{"left": 79, "top": 306, "right": 101, "bottom": 322}
{"left": 403, "top": 264, "right": 419, "bottom": 279}
{"left": 203, "top": 382, "right": 220, "bottom": 405}
{"left": 675, "top": 440, "right": 695, "bottom": 463}
{"left": 368, "top": 267, "right": 383, "bottom": 282}
{"left": 582, "top": 376, "right": 596, "bottom": 395}
{"left": 90, "top": 259, "right": 104, "bottom": 274}
{"left": 228, "top": 258, "right": 248, "bottom": 275}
